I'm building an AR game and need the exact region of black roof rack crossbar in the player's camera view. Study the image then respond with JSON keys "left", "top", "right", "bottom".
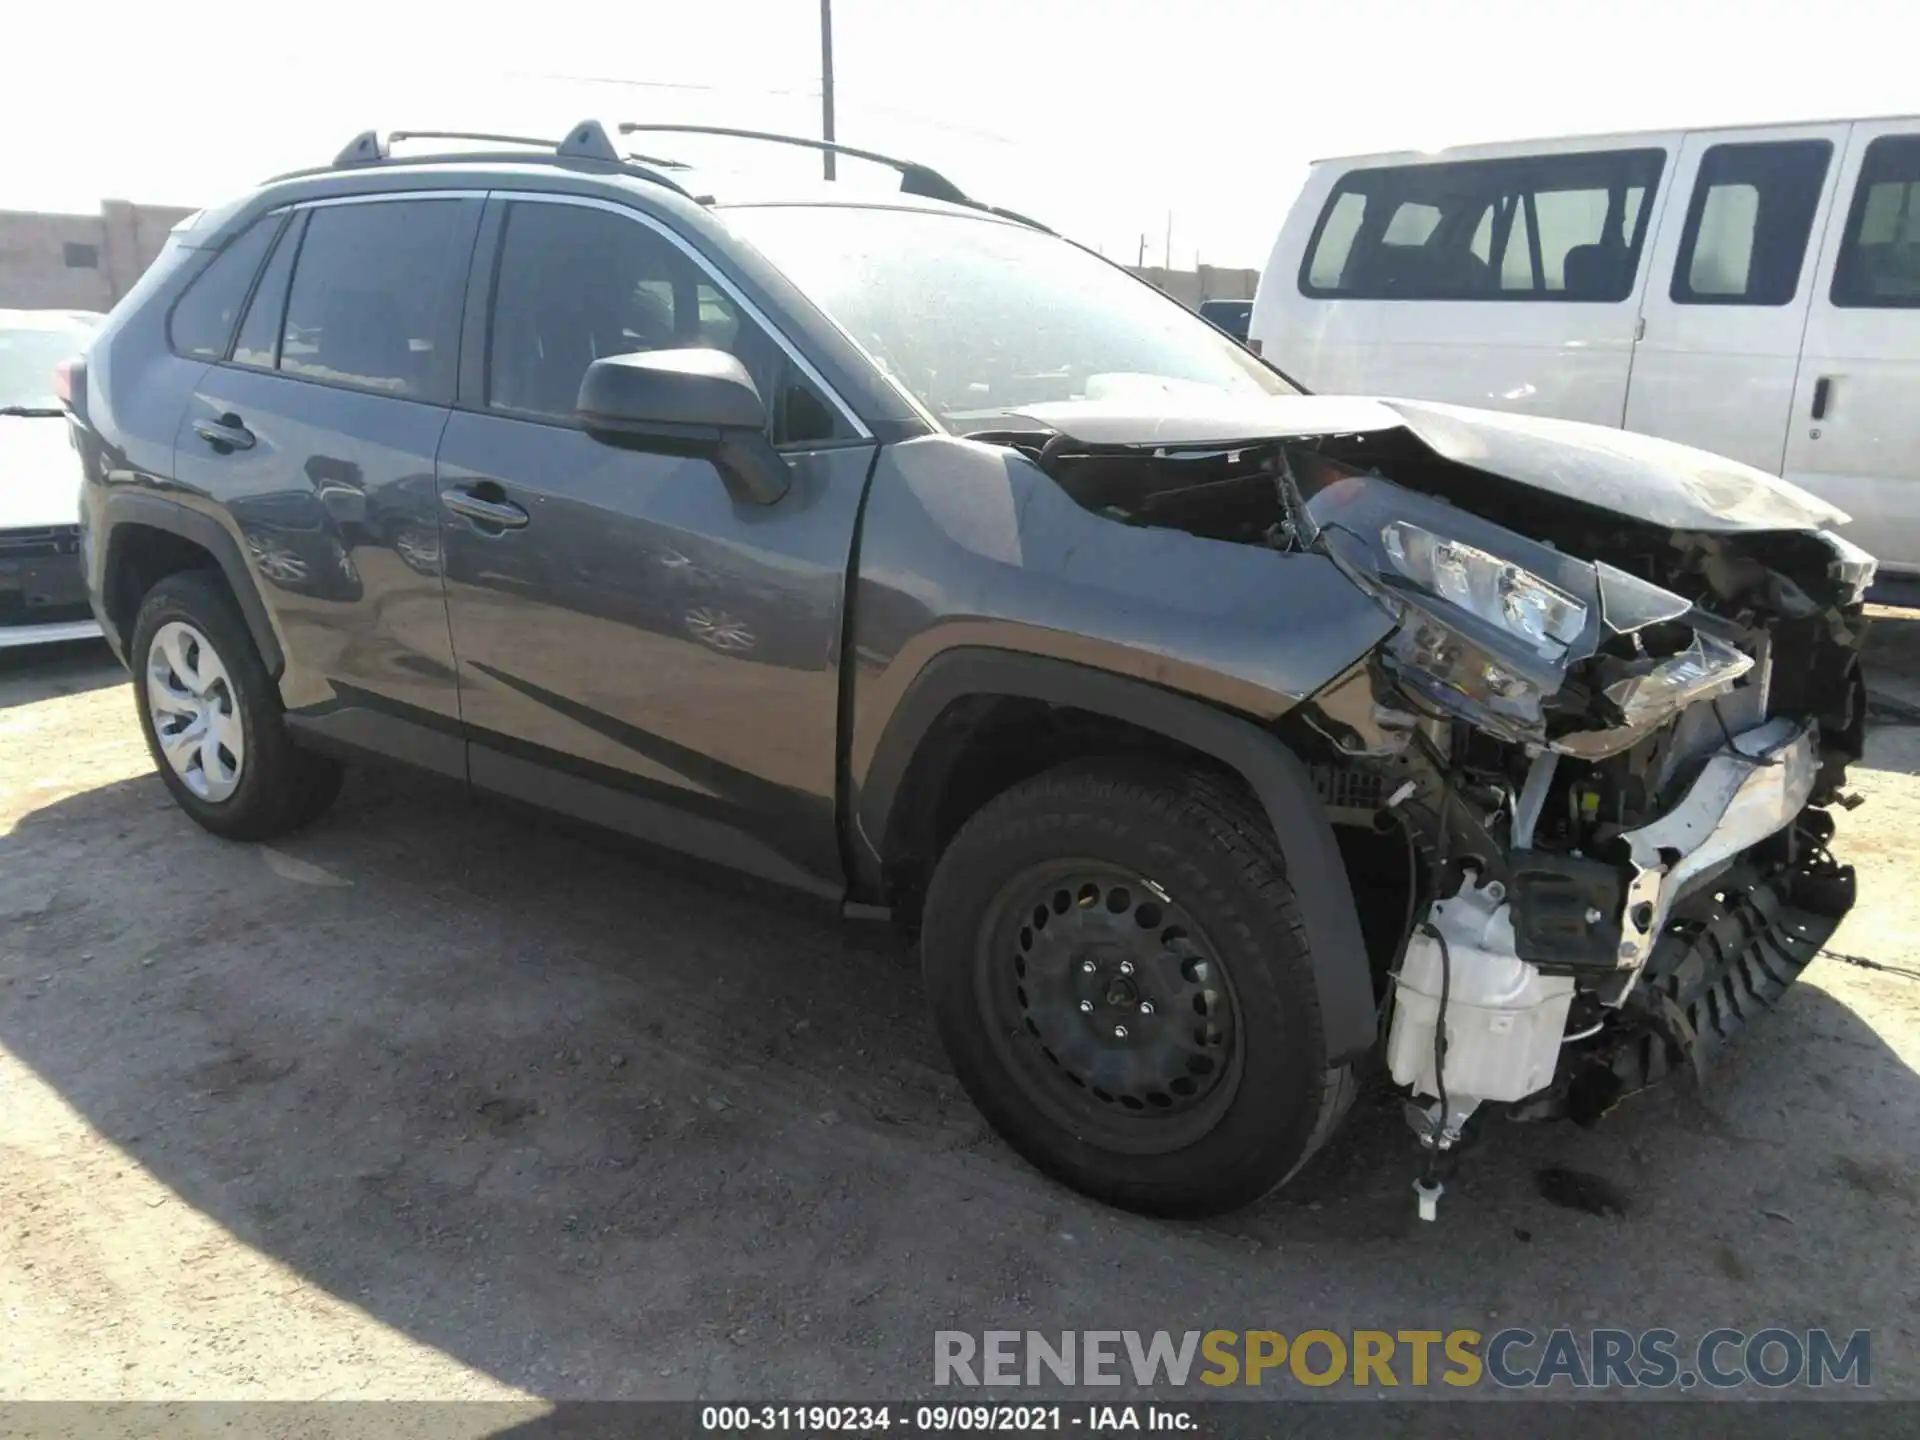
{"left": 617, "top": 123, "right": 971, "bottom": 203}
{"left": 616, "top": 122, "right": 1051, "bottom": 231}
{"left": 320, "top": 120, "right": 690, "bottom": 196}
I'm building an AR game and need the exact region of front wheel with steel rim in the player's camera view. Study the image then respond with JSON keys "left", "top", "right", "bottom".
{"left": 921, "top": 760, "right": 1355, "bottom": 1217}
{"left": 131, "top": 570, "right": 342, "bottom": 840}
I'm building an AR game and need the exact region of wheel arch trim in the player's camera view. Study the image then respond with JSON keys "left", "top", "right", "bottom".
{"left": 857, "top": 647, "right": 1378, "bottom": 1062}
{"left": 98, "top": 492, "right": 285, "bottom": 678}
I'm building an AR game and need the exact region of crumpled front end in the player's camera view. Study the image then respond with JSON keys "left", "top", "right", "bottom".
{"left": 979, "top": 394, "right": 1872, "bottom": 1223}
{"left": 1281, "top": 436, "right": 1869, "bottom": 1216}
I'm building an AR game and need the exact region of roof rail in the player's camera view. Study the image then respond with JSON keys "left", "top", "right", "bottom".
{"left": 316, "top": 120, "right": 691, "bottom": 196}
{"left": 615, "top": 122, "right": 1051, "bottom": 232}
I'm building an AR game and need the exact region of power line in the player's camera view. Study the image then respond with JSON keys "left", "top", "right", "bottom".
{"left": 506, "top": 70, "right": 819, "bottom": 99}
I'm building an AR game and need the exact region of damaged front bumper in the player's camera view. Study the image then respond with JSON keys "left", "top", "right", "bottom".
{"left": 1289, "top": 462, "right": 1867, "bottom": 1221}
{"left": 1612, "top": 715, "right": 1820, "bottom": 974}
{"left": 990, "top": 393, "right": 1870, "bottom": 1220}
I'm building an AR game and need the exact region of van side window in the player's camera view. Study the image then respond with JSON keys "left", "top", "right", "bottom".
{"left": 1299, "top": 149, "right": 1666, "bottom": 303}
{"left": 1832, "top": 134, "right": 1920, "bottom": 309}
{"left": 1306, "top": 192, "right": 1367, "bottom": 289}
{"left": 1671, "top": 140, "right": 1831, "bottom": 306}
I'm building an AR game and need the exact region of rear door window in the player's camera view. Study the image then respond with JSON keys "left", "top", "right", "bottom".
{"left": 1831, "top": 134, "right": 1920, "bottom": 308}
{"left": 1671, "top": 140, "right": 1831, "bottom": 305}
{"left": 1300, "top": 148, "right": 1666, "bottom": 302}
{"left": 167, "top": 215, "right": 281, "bottom": 359}
{"left": 231, "top": 212, "right": 305, "bottom": 369}
{"left": 276, "top": 198, "right": 481, "bottom": 402}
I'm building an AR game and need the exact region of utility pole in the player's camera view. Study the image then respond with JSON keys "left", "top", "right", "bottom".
{"left": 820, "top": 0, "right": 837, "bottom": 180}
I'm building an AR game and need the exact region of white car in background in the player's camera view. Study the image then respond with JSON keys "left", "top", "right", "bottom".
{"left": 1, "top": 308, "right": 102, "bottom": 648}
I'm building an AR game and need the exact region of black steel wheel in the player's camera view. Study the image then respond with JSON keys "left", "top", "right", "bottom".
{"left": 922, "top": 759, "right": 1356, "bottom": 1217}
{"left": 984, "top": 864, "right": 1243, "bottom": 1153}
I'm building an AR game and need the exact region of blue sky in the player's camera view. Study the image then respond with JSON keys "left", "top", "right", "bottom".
{"left": 6, "top": 0, "right": 1914, "bottom": 267}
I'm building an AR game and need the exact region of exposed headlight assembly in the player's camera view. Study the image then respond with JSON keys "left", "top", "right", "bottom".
{"left": 1382, "top": 521, "right": 1588, "bottom": 655}
{"left": 1306, "top": 470, "right": 1701, "bottom": 747}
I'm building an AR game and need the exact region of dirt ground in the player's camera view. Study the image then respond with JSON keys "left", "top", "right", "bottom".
{"left": 2, "top": 613, "right": 1918, "bottom": 1404}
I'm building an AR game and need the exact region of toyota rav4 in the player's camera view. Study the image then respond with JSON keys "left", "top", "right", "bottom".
{"left": 65, "top": 122, "right": 1872, "bottom": 1219}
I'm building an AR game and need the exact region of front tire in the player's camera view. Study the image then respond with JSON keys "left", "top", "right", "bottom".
{"left": 131, "top": 571, "right": 341, "bottom": 840}
{"left": 921, "top": 760, "right": 1355, "bottom": 1217}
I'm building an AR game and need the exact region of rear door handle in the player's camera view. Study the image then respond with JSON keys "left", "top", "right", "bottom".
{"left": 1811, "top": 376, "right": 1833, "bottom": 421}
{"left": 441, "top": 487, "right": 530, "bottom": 531}
{"left": 193, "top": 414, "right": 255, "bottom": 452}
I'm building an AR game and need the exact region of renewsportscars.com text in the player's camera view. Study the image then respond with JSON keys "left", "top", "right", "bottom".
{"left": 933, "top": 1328, "right": 1871, "bottom": 1390}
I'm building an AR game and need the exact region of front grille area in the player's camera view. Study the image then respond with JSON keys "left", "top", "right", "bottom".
{"left": 0, "top": 524, "right": 83, "bottom": 560}
{"left": 1, "top": 525, "right": 89, "bottom": 628}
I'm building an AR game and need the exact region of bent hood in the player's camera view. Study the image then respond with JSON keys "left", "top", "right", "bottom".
{"left": 1010, "top": 394, "right": 1846, "bottom": 535}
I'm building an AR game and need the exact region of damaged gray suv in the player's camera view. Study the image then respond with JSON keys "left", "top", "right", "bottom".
{"left": 67, "top": 122, "right": 1872, "bottom": 1219}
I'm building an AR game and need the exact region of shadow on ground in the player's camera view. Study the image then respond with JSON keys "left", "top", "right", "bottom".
{"left": 0, "top": 639, "right": 122, "bottom": 711}
{"left": 3, "top": 745, "right": 1917, "bottom": 1399}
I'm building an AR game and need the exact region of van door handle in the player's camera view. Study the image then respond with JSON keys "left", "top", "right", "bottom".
{"left": 1811, "top": 376, "right": 1832, "bottom": 421}
{"left": 193, "top": 414, "right": 255, "bottom": 453}
{"left": 442, "top": 486, "right": 530, "bottom": 531}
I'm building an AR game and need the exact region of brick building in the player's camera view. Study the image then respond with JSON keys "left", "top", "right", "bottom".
{"left": 0, "top": 200, "right": 197, "bottom": 311}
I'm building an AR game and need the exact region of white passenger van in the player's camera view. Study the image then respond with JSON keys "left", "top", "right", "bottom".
{"left": 1249, "top": 116, "right": 1920, "bottom": 572}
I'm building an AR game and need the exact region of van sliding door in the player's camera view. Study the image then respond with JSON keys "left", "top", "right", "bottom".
{"left": 1781, "top": 120, "right": 1920, "bottom": 574}
{"left": 1624, "top": 124, "right": 1845, "bottom": 474}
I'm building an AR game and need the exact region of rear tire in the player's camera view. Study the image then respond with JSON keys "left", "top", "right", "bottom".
{"left": 921, "top": 759, "right": 1354, "bottom": 1217}
{"left": 131, "top": 571, "right": 341, "bottom": 840}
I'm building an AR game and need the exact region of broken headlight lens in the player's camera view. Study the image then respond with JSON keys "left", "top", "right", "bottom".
{"left": 1383, "top": 521, "right": 1588, "bottom": 655}
{"left": 1602, "top": 633, "right": 1755, "bottom": 727}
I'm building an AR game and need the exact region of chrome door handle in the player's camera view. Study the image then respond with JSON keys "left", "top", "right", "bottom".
{"left": 441, "top": 487, "right": 530, "bottom": 530}
{"left": 193, "top": 415, "right": 255, "bottom": 452}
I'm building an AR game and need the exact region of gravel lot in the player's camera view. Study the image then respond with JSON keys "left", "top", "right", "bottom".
{"left": 3, "top": 613, "right": 1918, "bottom": 1402}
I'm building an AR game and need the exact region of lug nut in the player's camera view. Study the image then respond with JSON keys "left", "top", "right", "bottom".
{"left": 1118, "top": 961, "right": 1134, "bottom": 976}
{"left": 1081, "top": 960, "right": 1097, "bottom": 974}
{"left": 1139, "top": 1001, "right": 1154, "bottom": 1015}
{"left": 1113, "top": 1025, "right": 1129, "bottom": 1039}
{"left": 1079, "top": 1000, "right": 1094, "bottom": 1014}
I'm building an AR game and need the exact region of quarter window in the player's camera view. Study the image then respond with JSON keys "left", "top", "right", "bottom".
{"left": 1299, "top": 148, "right": 1666, "bottom": 302}
{"left": 1671, "top": 140, "right": 1831, "bottom": 306}
{"left": 485, "top": 200, "right": 849, "bottom": 444}
{"left": 167, "top": 215, "right": 280, "bottom": 360}
{"left": 276, "top": 198, "right": 480, "bottom": 403}
{"left": 1832, "top": 134, "right": 1920, "bottom": 308}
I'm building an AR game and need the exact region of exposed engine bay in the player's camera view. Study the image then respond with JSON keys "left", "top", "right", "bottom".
{"left": 973, "top": 397, "right": 1873, "bottom": 1222}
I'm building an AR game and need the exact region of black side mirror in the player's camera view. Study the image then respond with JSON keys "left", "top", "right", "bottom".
{"left": 576, "top": 348, "right": 790, "bottom": 505}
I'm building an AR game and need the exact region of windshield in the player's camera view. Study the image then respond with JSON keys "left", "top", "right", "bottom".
{"left": 0, "top": 315, "right": 97, "bottom": 411}
{"left": 721, "top": 204, "right": 1295, "bottom": 428}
